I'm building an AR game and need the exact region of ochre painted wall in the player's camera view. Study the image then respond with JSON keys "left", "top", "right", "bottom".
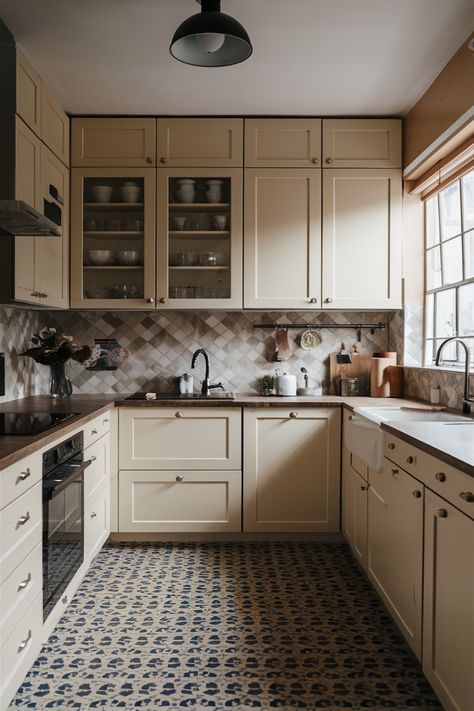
{"left": 403, "top": 33, "right": 473, "bottom": 169}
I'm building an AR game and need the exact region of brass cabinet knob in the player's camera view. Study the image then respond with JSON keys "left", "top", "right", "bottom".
{"left": 311, "top": 157, "right": 319, "bottom": 164}
{"left": 325, "top": 158, "right": 334, "bottom": 164}
{"left": 360, "top": 485, "right": 367, "bottom": 491}
{"left": 160, "top": 157, "right": 167, "bottom": 164}
{"left": 175, "top": 411, "right": 184, "bottom": 418}
{"left": 289, "top": 412, "right": 298, "bottom": 418}
{"left": 159, "top": 297, "right": 167, "bottom": 304}
{"left": 459, "top": 492, "right": 474, "bottom": 502}
{"left": 325, "top": 297, "right": 333, "bottom": 304}
{"left": 387, "top": 442, "right": 395, "bottom": 450}
{"left": 147, "top": 297, "right": 155, "bottom": 304}
{"left": 412, "top": 489, "right": 422, "bottom": 498}
{"left": 435, "top": 472, "right": 446, "bottom": 482}
{"left": 146, "top": 156, "right": 153, "bottom": 164}
{"left": 437, "top": 509, "right": 448, "bottom": 518}
{"left": 30, "top": 292, "right": 39, "bottom": 297}
{"left": 176, "top": 474, "right": 184, "bottom": 482}
{"left": 407, "top": 456, "right": 415, "bottom": 464}
{"left": 309, "top": 297, "right": 318, "bottom": 304}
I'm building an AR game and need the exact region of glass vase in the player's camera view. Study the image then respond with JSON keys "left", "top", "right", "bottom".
{"left": 49, "top": 361, "right": 72, "bottom": 399}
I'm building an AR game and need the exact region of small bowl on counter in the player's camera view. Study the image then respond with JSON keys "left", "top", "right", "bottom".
{"left": 87, "top": 249, "right": 114, "bottom": 266}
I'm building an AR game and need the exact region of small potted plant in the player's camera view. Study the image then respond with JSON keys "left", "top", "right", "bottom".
{"left": 261, "top": 374, "right": 275, "bottom": 396}
{"left": 21, "top": 328, "right": 99, "bottom": 398}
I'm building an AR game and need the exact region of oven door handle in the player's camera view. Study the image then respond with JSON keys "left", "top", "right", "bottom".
{"left": 46, "top": 458, "right": 93, "bottom": 499}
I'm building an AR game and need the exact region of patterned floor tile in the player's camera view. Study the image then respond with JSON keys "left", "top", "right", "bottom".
{"left": 10, "top": 543, "right": 442, "bottom": 709}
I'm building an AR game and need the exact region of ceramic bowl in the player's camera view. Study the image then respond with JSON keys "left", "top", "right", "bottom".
{"left": 88, "top": 249, "right": 114, "bottom": 266}
{"left": 116, "top": 250, "right": 141, "bottom": 266}
{"left": 90, "top": 185, "right": 113, "bottom": 203}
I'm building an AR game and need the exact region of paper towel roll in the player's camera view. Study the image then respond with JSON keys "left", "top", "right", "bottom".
{"left": 370, "top": 352, "right": 397, "bottom": 397}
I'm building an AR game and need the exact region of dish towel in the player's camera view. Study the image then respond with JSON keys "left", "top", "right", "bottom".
{"left": 273, "top": 326, "right": 291, "bottom": 361}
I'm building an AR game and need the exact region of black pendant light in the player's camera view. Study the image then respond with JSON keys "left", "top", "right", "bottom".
{"left": 170, "top": 0, "right": 252, "bottom": 67}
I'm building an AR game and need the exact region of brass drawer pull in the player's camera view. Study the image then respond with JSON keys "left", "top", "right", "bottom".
{"left": 16, "top": 512, "right": 30, "bottom": 528}
{"left": 18, "top": 629, "right": 32, "bottom": 652}
{"left": 175, "top": 411, "right": 184, "bottom": 418}
{"left": 17, "top": 573, "right": 32, "bottom": 591}
{"left": 91, "top": 428, "right": 98, "bottom": 435}
{"left": 437, "top": 509, "right": 448, "bottom": 518}
{"left": 289, "top": 412, "right": 298, "bottom": 418}
{"left": 406, "top": 456, "right": 415, "bottom": 464}
{"left": 412, "top": 489, "right": 422, "bottom": 498}
{"left": 91, "top": 512, "right": 97, "bottom": 519}
{"left": 387, "top": 442, "right": 395, "bottom": 450}
{"left": 435, "top": 472, "right": 446, "bottom": 482}
{"left": 176, "top": 474, "right": 184, "bottom": 482}
{"left": 16, "top": 468, "right": 31, "bottom": 484}
{"left": 360, "top": 485, "right": 367, "bottom": 491}
{"left": 459, "top": 492, "right": 474, "bottom": 502}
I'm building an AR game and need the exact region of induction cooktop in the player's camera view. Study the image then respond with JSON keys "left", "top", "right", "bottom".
{"left": 0, "top": 412, "right": 77, "bottom": 436}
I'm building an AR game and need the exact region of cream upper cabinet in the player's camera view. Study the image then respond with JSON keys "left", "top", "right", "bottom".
{"left": 15, "top": 49, "right": 42, "bottom": 135}
{"left": 118, "top": 407, "right": 242, "bottom": 471}
{"left": 41, "top": 86, "right": 70, "bottom": 166}
{"left": 322, "top": 169, "right": 402, "bottom": 309}
{"left": 157, "top": 118, "right": 243, "bottom": 167}
{"left": 423, "top": 490, "right": 474, "bottom": 711}
{"left": 243, "top": 407, "right": 340, "bottom": 533}
{"left": 368, "top": 458, "right": 423, "bottom": 658}
{"left": 244, "top": 169, "right": 321, "bottom": 309}
{"left": 71, "top": 118, "right": 157, "bottom": 167}
{"left": 322, "top": 119, "right": 401, "bottom": 168}
{"left": 245, "top": 119, "right": 321, "bottom": 167}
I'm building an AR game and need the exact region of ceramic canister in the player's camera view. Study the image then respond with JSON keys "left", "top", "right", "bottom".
{"left": 274, "top": 373, "right": 297, "bottom": 396}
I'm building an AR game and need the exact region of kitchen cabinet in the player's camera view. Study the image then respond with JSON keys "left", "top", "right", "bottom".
{"left": 423, "top": 489, "right": 474, "bottom": 711}
{"left": 70, "top": 167, "right": 156, "bottom": 308}
{"left": 244, "top": 169, "right": 321, "bottom": 309}
{"left": 157, "top": 168, "right": 243, "bottom": 308}
{"left": 322, "top": 168, "right": 402, "bottom": 309}
{"left": 15, "top": 141, "right": 69, "bottom": 308}
{"left": 243, "top": 407, "right": 340, "bottom": 532}
{"left": 367, "top": 457, "right": 423, "bottom": 658}
{"left": 84, "top": 489, "right": 109, "bottom": 562}
{"left": 157, "top": 118, "right": 243, "bottom": 167}
{"left": 341, "top": 440, "right": 368, "bottom": 571}
{"left": 41, "top": 86, "right": 70, "bottom": 166}
{"left": 15, "top": 49, "right": 42, "bottom": 136}
{"left": 71, "top": 118, "right": 157, "bottom": 167}
{"left": 322, "top": 119, "right": 402, "bottom": 168}
{"left": 244, "top": 118, "right": 321, "bottom": 167}
{"left": 119, "top": 469, "right": 241, "bottom": 533}
{"left": 118, "top": 407, "right": 242, "bottom": 471}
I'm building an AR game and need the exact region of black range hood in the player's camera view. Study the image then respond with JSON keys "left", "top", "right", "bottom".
{"left": 0, "top": 200, "right": 60, "bottom": 236}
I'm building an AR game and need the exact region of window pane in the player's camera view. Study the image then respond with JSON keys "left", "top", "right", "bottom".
{"left": 465, "top": 230, "right": 474, "bottom": 279}
{"left": 435, "top": 288, "right": 456, "bottom": 338}
{"left": 427, "top": 246, "right": 442, "bottom": 290}
{"left": 462, "top": 170, "right": 474, "bottom": 232}
{"left": 435, "top": 339, "right": 457, "bottom": 361}
{"left": 424, "top": 340, "right": 435, "bottom": 365}
{"left": 425, "top": 196, "right": 440, "bottom": 247}
{"left": 459, "top": 283, "right": 474, "bottom": 337}
{"left": 425, "top": 293, "right": 434, "bottom": 338}
{"left": 439, "top": 181, "right": 461, "bottom": 240}
{"left": 441, "top": 236, "right": 462, "bottom": 285}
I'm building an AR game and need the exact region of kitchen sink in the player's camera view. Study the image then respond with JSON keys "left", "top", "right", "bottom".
{"left": 125, "top": 392, "right": 235, "bottom": 401}
{"left": 353, "top": 406, "right": 468, "bottom": 425}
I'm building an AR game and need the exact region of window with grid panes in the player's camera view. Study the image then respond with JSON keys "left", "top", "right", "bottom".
{"left": 424, "top": 169, "right": 474, "bottom": 368}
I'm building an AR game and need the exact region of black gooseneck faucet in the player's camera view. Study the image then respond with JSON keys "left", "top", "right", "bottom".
{"left": 435, "top": 337, "right": 474, "bottom": 414}
{"left": 191, "top": 348, "right": 224, "bottom": 396}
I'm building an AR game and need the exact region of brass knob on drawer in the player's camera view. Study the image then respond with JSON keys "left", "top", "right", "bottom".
{"left": 309, "top": 297, "right": 318, "bottom": 303}
{"left": 16, "top": 468, "right": 31, "bottom": 484}
{"left": 406, "top": 456, "right": 415, "bottom": 464}
{"left": 437, "top": 509, "right": 448, "bottom": 518}
{"left": 160, "top": 157, "right": 167, "bottom": 164}
{"left": 146, "top": 156, "right": 153, "bottom": 164}
{"left": 412, "top": 489, "right": 422, "bottom": 498}
{"left": 435, "top": 472, "right": 446, "bottom": 482}
{"left": 175, "top": 411, "right": 184, "bottom": 418}
{"left": 360, "top": 485, "right": 367, "bottom": 491}
{"left": 159, "top": 297, "right": 167, "bottom": 304}
{"left": 289, "top": 412, "right": 298, "bottom": 418}
{"left": 459, "top": 492, "right": 474, "bottom": 502}
{"left": 311, "top": 157, "right": 319, "bottom": 164}
{"left": 325, "top": 158, "right": 334, "bottom": 164}
{"left": 176, "top": 474, "right": 184, "bottom": 482}
{"left": 387, "top": 442, "right": 395, "bottom": 450}
{"left": 147, "top": 297, "right": 155, "bottom": 304}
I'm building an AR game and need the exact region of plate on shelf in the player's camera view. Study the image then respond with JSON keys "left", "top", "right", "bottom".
{"left": 300, "top": 329, "right": 322, "bottom": 349}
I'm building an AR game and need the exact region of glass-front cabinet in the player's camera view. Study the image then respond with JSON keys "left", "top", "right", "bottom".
{"left": 71, "top": 168, "right": 156, "bottom": 308}
{"left": 157, "top": 169, "right": 243, "bottom": 309}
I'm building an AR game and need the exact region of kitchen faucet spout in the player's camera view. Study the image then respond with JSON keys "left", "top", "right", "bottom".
{"left": 435, "top": 337, "right": 473, "bottom": 414}
{"left": 191, "top": 348, "right": 224, "bottom": 396}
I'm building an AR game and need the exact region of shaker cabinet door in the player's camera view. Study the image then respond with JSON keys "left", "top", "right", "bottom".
{"left": 322, "top": 119, "right": 401, "bottom": 168}
{"left": 157, "top": 118, "right": 243, "bottom": 167}
{"left": 245, "top": 119, "right": 321, "bottom": 167}
{"left": 71, "top": 118, "right": 157, "bottom": 167}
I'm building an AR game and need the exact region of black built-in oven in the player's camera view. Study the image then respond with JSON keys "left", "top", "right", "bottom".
{"left": 42, "top": 432, "right": 91, "bottom": 620}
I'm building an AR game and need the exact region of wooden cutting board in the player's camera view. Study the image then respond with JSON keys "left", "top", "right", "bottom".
{"left": 330, "top": 353, "right": 372, "bottom": 395}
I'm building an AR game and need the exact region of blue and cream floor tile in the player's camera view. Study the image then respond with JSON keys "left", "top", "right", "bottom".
{"left": 10, "top": 543, "right": 442, "bottom": 709}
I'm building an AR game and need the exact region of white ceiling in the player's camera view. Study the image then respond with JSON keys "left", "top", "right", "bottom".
{"left": 0, "top": 0, "right": 472, "bottom": 116}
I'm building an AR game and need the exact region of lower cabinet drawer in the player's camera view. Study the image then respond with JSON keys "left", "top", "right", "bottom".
{"left": 119, "top": 470, "right": 242, "bottom": 532}
{"left": 0, "top": 542, "right": 42, "bottom": 644}
{"left": 0, "top": 452, "right": 42, "bottom": 512}
{"left": 0, "top": 593, "right": 43, "bottom": 710}
{"left": 83, "top": 412, "right": 111, "bottom": 450}
{"left": 0, "top": 482, "right": 42, "bottom": 584}
{"left": 84, "top": 489, "right": 109, "bottom": 562}
{"left": 84, "top": 434, "right": 109, "bottom": 509}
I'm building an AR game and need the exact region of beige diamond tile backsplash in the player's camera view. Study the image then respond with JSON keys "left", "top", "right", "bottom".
{"left": 0, "top": 307, "right": 45, "bottom": 404}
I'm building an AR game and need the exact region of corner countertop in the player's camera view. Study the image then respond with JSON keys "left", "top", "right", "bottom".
{"left": 0, "top": 394, "right": 471, "bottom": 475}
{"left": 381, "top": 421, "right": 474, "bottom": 477}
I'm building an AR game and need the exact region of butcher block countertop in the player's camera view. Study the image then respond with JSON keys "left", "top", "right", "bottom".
{"left": 0, "top": 393, "right": 470, "bottom": 473}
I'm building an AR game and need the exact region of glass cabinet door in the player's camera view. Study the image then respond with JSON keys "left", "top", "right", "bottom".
{"left": 71, "top": 168, "right": 156, "bottom": 308}
{"left": 157, "top": 168, "right": 242, "bottom": 309}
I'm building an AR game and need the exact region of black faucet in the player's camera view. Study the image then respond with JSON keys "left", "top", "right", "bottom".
{"left": 435, "top": 336, "right": 474, "bottom": 414}
{"left": 191, "top": 348, "right": 224, "bottom": 396}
